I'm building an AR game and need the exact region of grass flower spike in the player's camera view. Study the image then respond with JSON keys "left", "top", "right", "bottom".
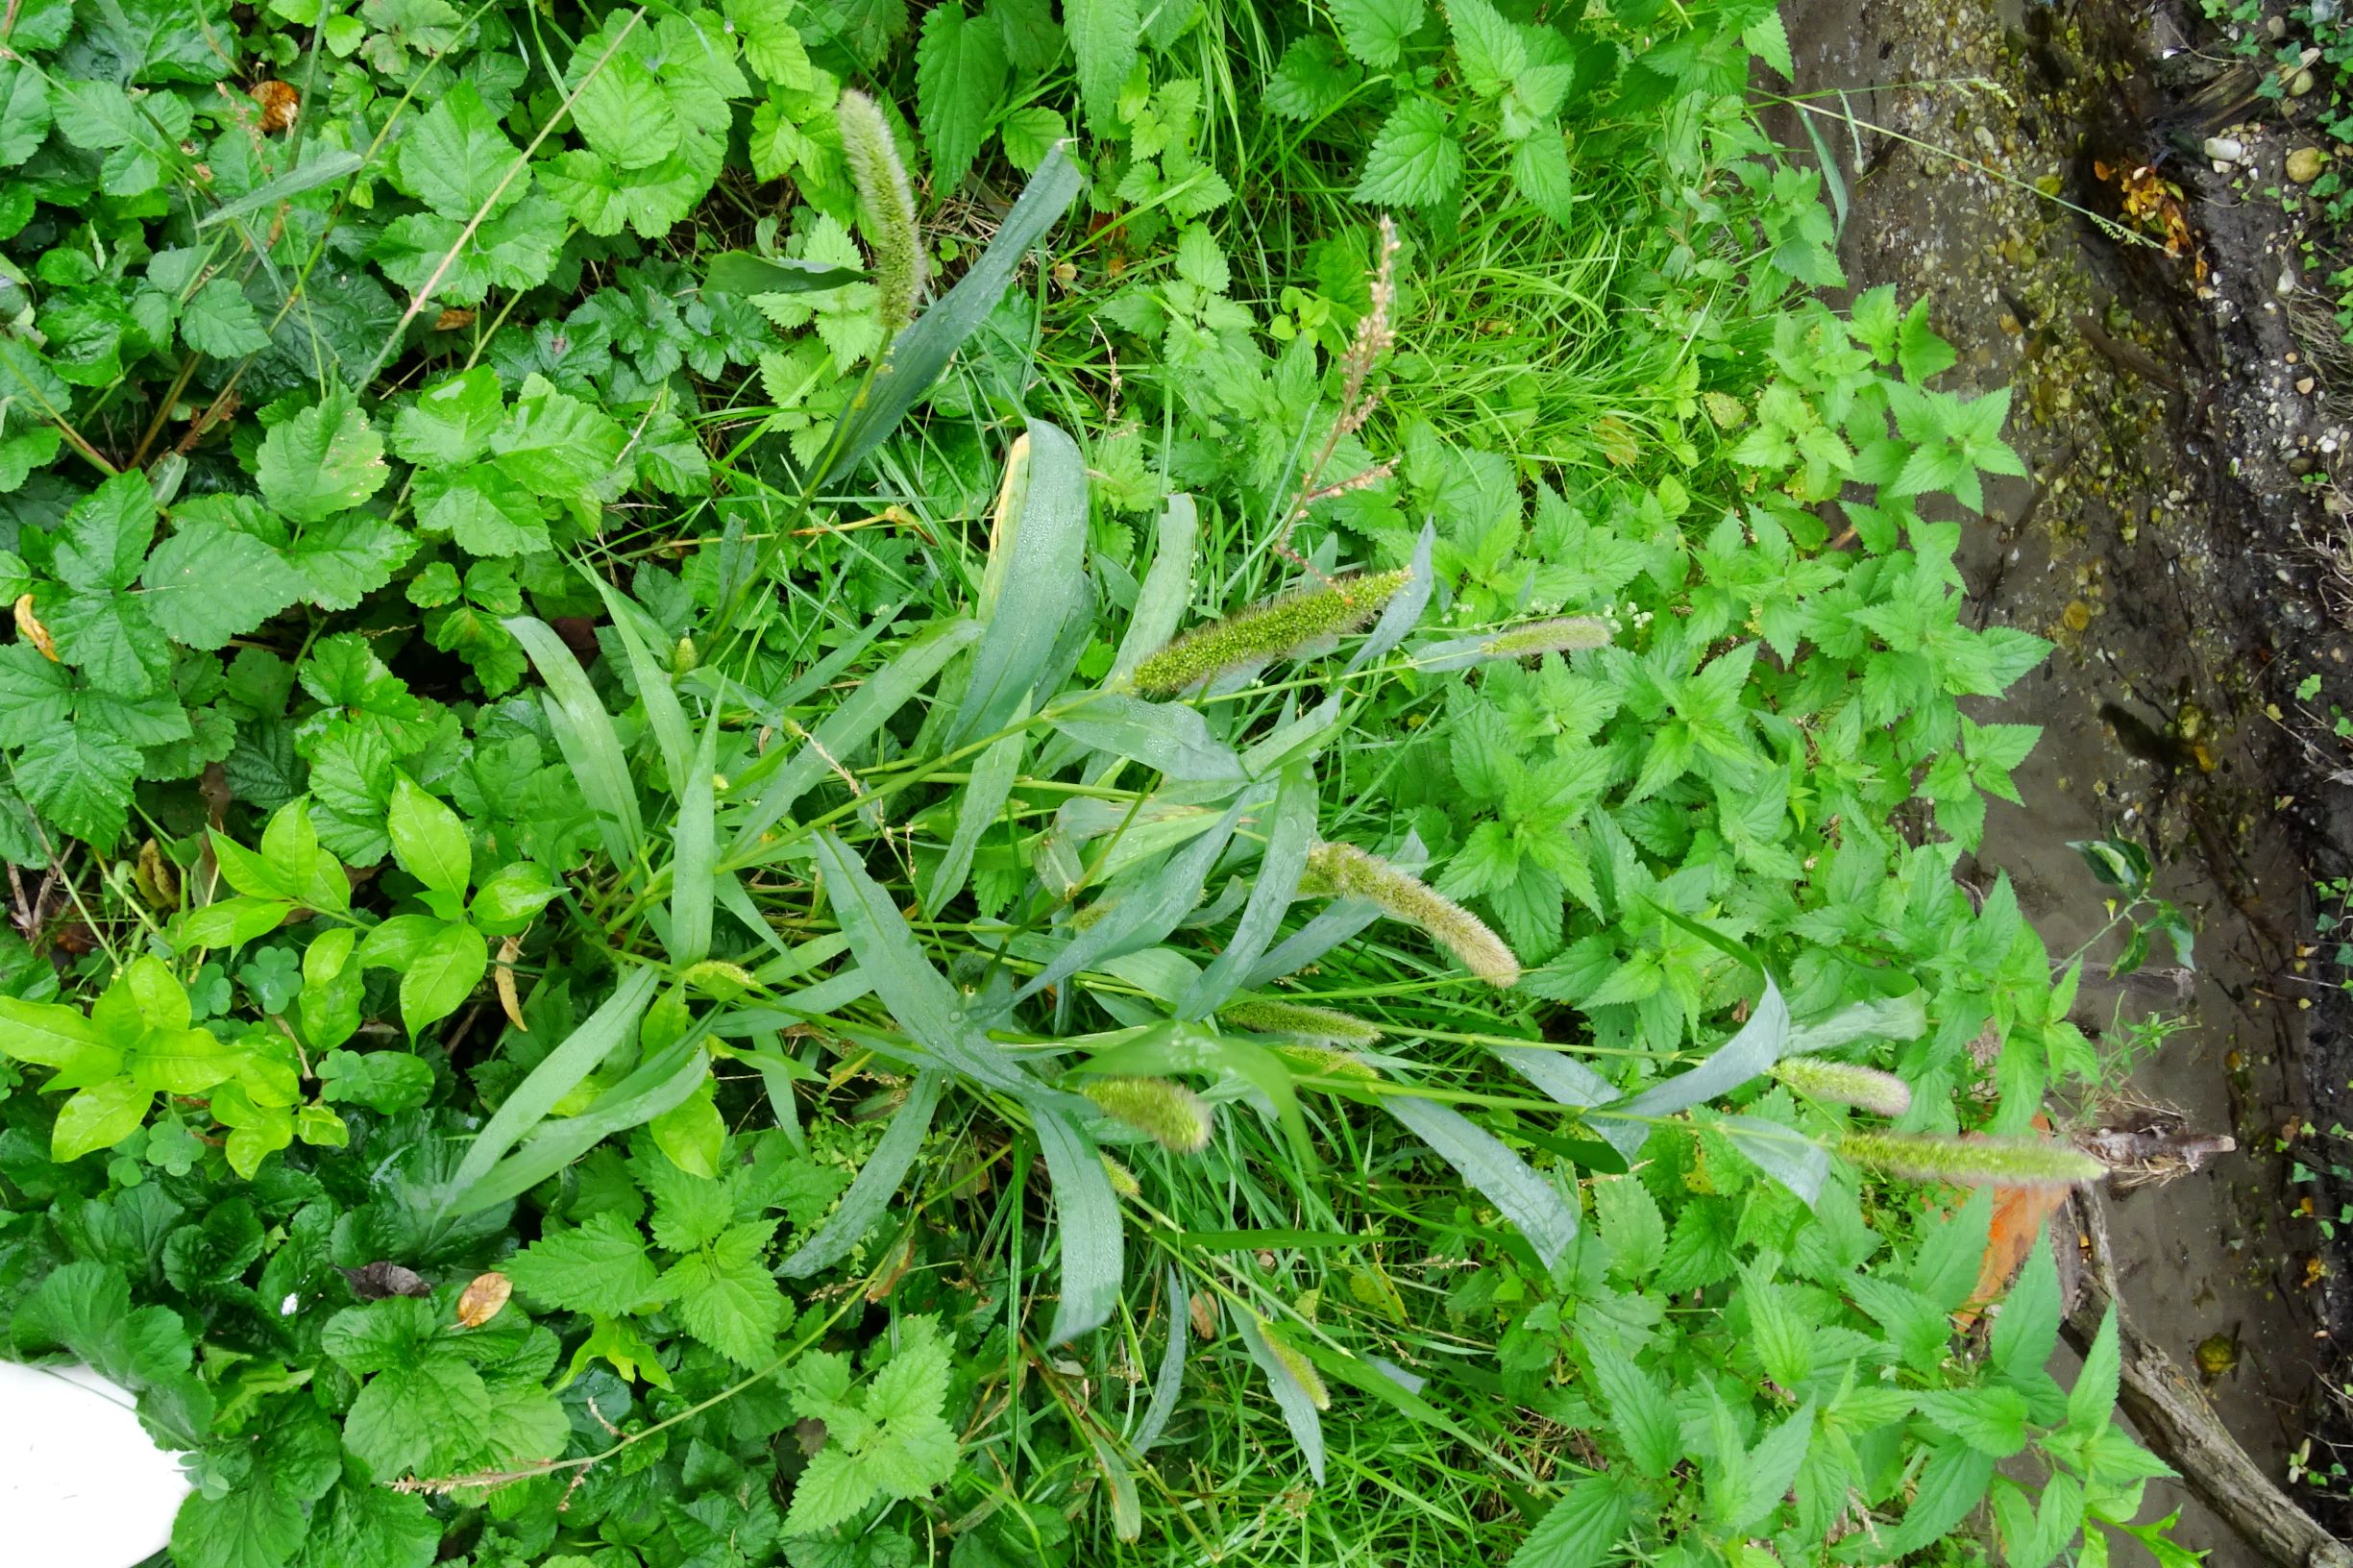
{"left": 1220, "top": 999, "right": 1385, "bottom": 1046}
{"left": 1840, "top": 1130, "right": 2108, "bottom": 1188}
{"left": 1082, "top": 1076, "right": 1214, "bottom": 1154}
{"left": 836, "top": 89, "right": 925, "bottom": 332}
{"left": 1131, "top": 569, "right": 1414, "bottom": 698}
{"left": 1301, "top": 841, "right": 1520, "bottom": 987}
{"left": 1771, "top": 1057, "right": 1913, "bottom": 1117}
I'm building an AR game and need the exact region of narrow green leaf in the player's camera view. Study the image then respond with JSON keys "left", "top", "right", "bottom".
{"left": 1243, "top": 827, "right": 1428, "bottom": 989}
{"left": 197, "top": 149, "right": 366, "bottom": 229}
{"left": 815, "top": 144, "right": 1082, "bottom": 486}
{"left": 1178, "top": 761, "right": 1315, "bottom": 1017}
{"left": 921, "top": 708, "right": 1024, "bottom": 917}
{"left": 1016, "top": 797, "right": 1246, "bottom": 1005}
{"left": 506, "top": 616, "right": 644, "bottom": 864}
{"left": 1129, "top": 1264, "right": 1189, "bottom": 1455}
{"left": 702, "top": 251, "right": 864, "bottom": 296}
{"left": 726, "top": 619, "right": 983, "bottom": 859}
{"left": 1381, "top": 1093, "right": 1579, "bottom": 1267}
{"left": 1232, "top": 1306, "right": 1325, "bottom": 1482}
{"left": 459, "top": 1043, "right": 711, "bottom": 1213}
{"left": 446, "top": 968, "right": 660, "bottom": 1207}
{"left": 1109, "top": 494, "right": 1198, "bottom": 684}
{"left": 1049, "top": 692, "right": 1246, "bottom": 783}
{"left": 1031, "top": 1101, "right": 1123, "bottom": 1344}
{"left": 667, "top": 707, "right": 722, "bottom": 967}
{"left": 779, "top": 1068, "right": 944, "bottom": 1279}
{"left": 810, "top": 829, "right": 1032, "bottom": 1091}
{"left": 592, "top": 581, "right": 694, "bottom": 801}
{"left": 949, "top": 422, "right": 1089, "bottom": 746}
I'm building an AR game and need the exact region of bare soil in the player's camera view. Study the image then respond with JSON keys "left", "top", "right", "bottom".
{"left": 1777, "top": 1, "right": 2353, "bottom": 1559}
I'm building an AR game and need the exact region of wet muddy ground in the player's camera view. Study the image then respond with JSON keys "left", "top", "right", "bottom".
{"left": 1778, "top": 0, "right": 2353, "bottom": 1559}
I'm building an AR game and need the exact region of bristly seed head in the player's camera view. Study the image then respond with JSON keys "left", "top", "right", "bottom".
{"left": 1082, "top": 1076, "right": 1214, "bottom": 1154}
{"left": 836, "top": 89, "right": 925, "bottom": 333}
{"left": 1130, "top": 569, "right": 1414, "bottom": 698}
{"left": 1479, "top": 617, "right": 1612, "bottom": 660}
{"left": 1840, "top": 1129, "right": 2109, "bottom": 1188}
{"left": 1221, "top": 999, "right": 1385, "bottom": 1046}
{"left": 1299, "top": 841, "right": 1520, "bottom": 988}
{"left": 1770, "top": 1056, "right": 1913, "bottom": 1118}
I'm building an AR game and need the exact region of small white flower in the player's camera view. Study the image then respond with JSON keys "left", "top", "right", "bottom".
{"left": 280, "top": 1292, "right": 300, "bottom": 1317}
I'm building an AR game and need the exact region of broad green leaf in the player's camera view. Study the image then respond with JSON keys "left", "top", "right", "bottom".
{"left": 1586, "top": 1348, "right": 1678, "bottom": 1479}
{"left": 316, "top": 1048, "right": 434, "bottom": 1113}
{"left": 660, "top": 1219, "right": 791, "bottom": 1366}
{"left": 1992, "top": 1222, "right": 2062, "bottom": 1378}
{"left": 505, "top": 1211, "right": 662, "bottom": 1317}
{"left": 178, "top": 278, "right": 273, "bottom": 357}
{"left": 387, "top": 774, "right": 470, "bottom": 896}
{"left": 140, "top": 519, "right": 303, "bottom": 649}
{"left": 1354, "top": 96, "right": 1460, "bottom": 207}
{"left": 257, "top": 385, "right": 388, "bottom": 524}
{"left": 397, "top": 920, "right": 486, "bottom": 1035}
{"left": 20, "top": 724, "right": 142, "bottom": 844}
{"left": 1332, "top": 0, "right": 1425, "bottom": 66}
{"left": 1109, "top": 493, "right": 1198, "bottom": 683}
{"left": 1063, "top": 0, "right": 1137, "bottom": 132}
{"left": 2067, "top": 1306, "right": 2121, "bottom": 1434}
{"left": 1884, "top": 1436, "right": 1998, "bottom": 1555}
{"left": 915, "top": 1, "right": 1006, "bottom": 186}
{"left": 55, "top": 472, "right": 157, "bottom": 591}
{"left": 572, "top": 54, "right": 679, "bottom": 171}
{"left": 0, "top": 994, "right": 113, "bottom": 1072}
{"left": 53, "top": 1075, "right": 153, "bottom": 1161}
{"left": 1915, "top": 1385, "right": 2031, "bottom": 1458}
{"left": 391, "top": 366, "right": 504, "bottom": 467}
{"left": 391, "top": 84, "right": 523, "bottom": 219}
{"left": 649, "top": 1077, "right": 724, "bottom": 1177}
{"left": 1507, "top": 1477, "right": 1632, "bottom": 1568}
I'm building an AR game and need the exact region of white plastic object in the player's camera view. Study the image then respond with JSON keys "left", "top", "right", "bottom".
{"left": 0, "top": 1360, "right": 191, "bottom": 1566}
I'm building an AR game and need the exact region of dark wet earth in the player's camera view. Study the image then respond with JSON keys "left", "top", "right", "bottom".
{"left": 1779, "top": 0, "right": 2353, "bottom": 1559}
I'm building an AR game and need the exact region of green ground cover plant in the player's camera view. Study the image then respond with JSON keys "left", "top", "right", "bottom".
{"left": 0, "top": 1, "right": 2192, "bottom": 1565}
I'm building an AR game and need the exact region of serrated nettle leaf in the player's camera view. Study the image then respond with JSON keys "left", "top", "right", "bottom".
{"left": 257, "top": 384, "right": 388, "bottom": 525}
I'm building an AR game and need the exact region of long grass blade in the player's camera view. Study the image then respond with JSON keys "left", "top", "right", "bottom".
{"left": 507, "top": 616, "right": 644, "bottom": 864}
{"left": 922, "top": 710, "right": 1025, "bottom": 918}
{"left": 1016, "top": 797, "right": 1246, "bottom": 1005}
{"left": 1110, "top": 493, "right": 1198, "bottom": 683}
{"left": 445, "top": 967, "right": 660, "bottom": 1207}
{"left": 1031, "top": 1101, "right": 1123, "bottom": 1343}
{"left": 457, "top": 1042, "right": 710, "bottom": 1213}
{"left": 1381, "top": 1093, "right": 1580, "bottom": 1268}
{"left": 197, "top": 149, "right": 365, "bottom": 229}
{"left": 949, "top": 422, "right": 1089, "bottom": 746}
{"left": 1178, "top": 761, "right": 1315, "bottom": 1018}
{"left": 779, "top": 1068, "right": 944, "bottom": 1278}
{"left": 726, "top": 619, "right": 982, "bottom": 859}
{"left": 592, "top": 580, "right": 694, "bottom": 800}
{"left": 811, "top": 829, "right": 1032, "bottom": 1091}
{"left": 817, "top": 144, "right": 1083, "bottom": 484}
{"left": 1234, "top": 1308, "right": 1325, "bottom": 1483}
{"left": 667, "top": 706, "right": 722, "bottom": 966}
{"left": 1130, "top": 1264, "right": 1189, "bottom": 1455}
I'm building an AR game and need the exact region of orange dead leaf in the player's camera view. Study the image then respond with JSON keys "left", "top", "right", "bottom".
{"left": 249, "top": 80, "right": 299, "bottom": 134}
{"left": 14, "top": 594, "right": 56, "bottom": 660}
{"left": 432, "top": 308, "right": 477, "bottom": 331}
{"left": 455, "top": 1271, "right": 512, "bottom": 1328}
{"left": 495, "top": 932, "right": 527, "bottom": 1032}
{"left": 1953, "top": 1115, "right": 2067, "bottom": 1327}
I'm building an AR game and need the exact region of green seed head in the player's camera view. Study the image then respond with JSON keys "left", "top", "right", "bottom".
{"left": 1082, "top": 1075, "right": 1214, "bottom": 1154}
{"left": 1252, "top": 1312, "right": 1331, "bottom": 1409}
{"left": 1481, "top": 616, "right": 1611, "bottom": 659}
{"left": 1840, "top": 1130, "right": 2108, "bottom": 1188}
{"left": 1770, "top": 1056, "right": 1913, "bottom": 1117}
{"left": 1300, "top": 841, "right": 1520, "bottom": 987}
{"left": 1098, "top": 1151, "right": 1141, "bottom": 1200}
{"left": 836, "top": 89, "right": 925, "bottom": 333}
{"left": 1268, "top": 1043, "right": 1382, "bottom": 1080}
{"left": 1220, "top": 999, "right": 1385, "bottom": 1046}
{"left": 1131, "top": 569, "right": 1414, "bottom": 698}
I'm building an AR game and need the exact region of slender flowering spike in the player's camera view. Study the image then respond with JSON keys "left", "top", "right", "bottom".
{"left": 1300, "top": 840, "right": 1521, "bottom": 987}
{"left": 1840, "top": 1130, "right": 2109, "bottom": 1188}
{"left": 1130, "top": 569, "right": 1414, "bottom": 698}
{"left": 1098, "top": 1152, "right": 1141, "bottom": 1200}
{"left": 836, "top": 90, "right": 924, "bottom": 332}
{"left": 1770, "top": 1056, "right": 1913, "bottom": 1118}
{"left": 1479, "top": 617, "right": 1612, "bottom": 659}
{"left": 1082, "top": 1076, "right": 1214, "bottom": 1154}
{"left": 1267, "top": 1043, "right": 1381, "bottom": 1081}
{"left": 1253, "top": 1312, "right": 1331, "bottom": 1409}
{"left": 1221, "top": 998, "right": 1385, "bottom": 1046}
